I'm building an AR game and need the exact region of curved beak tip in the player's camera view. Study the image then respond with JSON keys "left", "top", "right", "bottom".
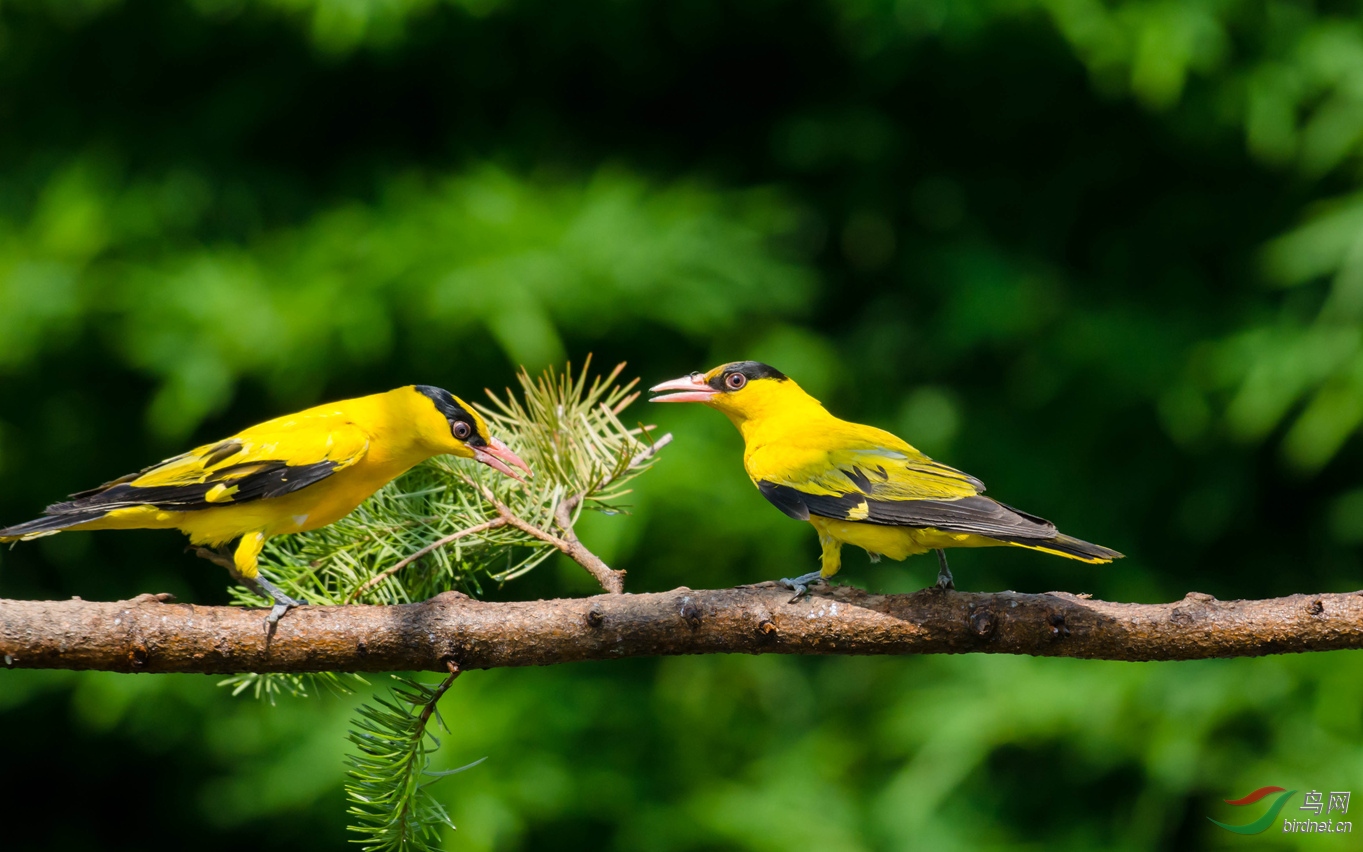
{"left": 475, "top": 437, "right": 533, "bottom": 483}
{"left": 648, "top": 374, "right": 717, "bottom": 404}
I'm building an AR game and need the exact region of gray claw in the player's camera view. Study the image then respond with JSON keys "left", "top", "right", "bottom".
{"left": 256, "top": 575, "right": 306, "bottom": 625}
{"left": 779, "top": 570, "right": 826, "bottom": 603}
{"left": 934, "top": 549, "right": 955, "bottom": 591}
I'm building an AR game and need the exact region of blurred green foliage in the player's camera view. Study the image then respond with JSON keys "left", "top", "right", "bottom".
{"left": 0, "top": 159, "right": 809, "bottom": 437}
{"left": 3, "top": 0, "right": 1363, "bottom": 849}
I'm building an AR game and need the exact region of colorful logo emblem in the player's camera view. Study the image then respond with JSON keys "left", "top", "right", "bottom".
{"left": 1208, "top": 786, "right": 1297, "bottom": 835}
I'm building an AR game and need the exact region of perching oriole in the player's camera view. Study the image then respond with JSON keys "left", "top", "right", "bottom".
{"left": 0, "top": 385, "right": 531, "bottom": 620}
{"left": 650, "top": 361, "right": 1120, "bottom": 598}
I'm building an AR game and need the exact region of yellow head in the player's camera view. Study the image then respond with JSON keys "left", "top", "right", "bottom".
{"left": 647, "top": 361, "right": 823, "bottom": 426}
{"left": 411, "top": 385, "right": 532, "bottom": 481}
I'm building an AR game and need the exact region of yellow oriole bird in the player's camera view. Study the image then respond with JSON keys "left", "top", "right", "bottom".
{"left": 0, "top": 385, "right": 531, "bottom": 621}
{"left": 650, "top": 362, "right": 1120, "bottom": 598}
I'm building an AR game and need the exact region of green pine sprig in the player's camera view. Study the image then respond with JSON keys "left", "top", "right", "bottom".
{"left": 217, "top": 671, "right": 367, "bottom": 704}
{"left": 345, "top": 667, "right": 483, "bottom": 851}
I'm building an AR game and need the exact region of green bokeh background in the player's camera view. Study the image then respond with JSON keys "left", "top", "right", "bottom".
{"left": 4, "top": 1, "right": 1363, "bottom": 848}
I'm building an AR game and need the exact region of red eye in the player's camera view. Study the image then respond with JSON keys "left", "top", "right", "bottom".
{"left": 452, "top": 421, "right": 472, "bottom": 440}
{"left": 726, "top": 372, "right": 747, "bottom": 390}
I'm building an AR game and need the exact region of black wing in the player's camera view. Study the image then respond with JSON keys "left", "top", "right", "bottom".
{"left": 756, "top": 481, "right": 1058, "bottom": 541}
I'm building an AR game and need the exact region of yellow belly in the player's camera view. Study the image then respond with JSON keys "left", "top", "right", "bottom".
{"left": 810, "top": 516, "right": 1001, "bottom": 560}
{"left": 807, "top": 515, "right": 1005, "bottom": 578}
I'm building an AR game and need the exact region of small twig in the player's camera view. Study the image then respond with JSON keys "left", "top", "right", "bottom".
{"left": 552, "top": 496, "right": 584, "bottom": 544}
{"left": 472, "top": 483, "right": 628, "bottom": 594}
{"left": 544, "top": 434, "right": 672, "bottom": 592}
{"left": 348, "top": 518, "right": 508, "bottom": 602}
{"left": 547, "top": 432, "right": 672, "bottom": 591}
{"left": 553, "top": 430, "right": 674, "bottom": 533}
{"left": 418, "top": 661, "right": 462, "bottom": 728}
{"left": 615, "top": 432, "right": 673, "bottom": 482}
{"left": 438, "top": 433, "right": 671, "bottom": 596}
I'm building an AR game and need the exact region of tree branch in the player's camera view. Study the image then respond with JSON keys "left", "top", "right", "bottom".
{"left": 3, "top": 585, "right": 1362, "bottom": 674}
{"left": 470, "top": 482, "right": 627, "bottom": 594}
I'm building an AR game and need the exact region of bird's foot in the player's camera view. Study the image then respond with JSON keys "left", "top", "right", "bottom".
{"left": 779, "top": 570, "right": 827, "bottom": 603}
{"left": 255, "top": 575, "right": 307, "bottom": 625}
{"left": 934, "top": 549, "right": 955, "bottom": 591}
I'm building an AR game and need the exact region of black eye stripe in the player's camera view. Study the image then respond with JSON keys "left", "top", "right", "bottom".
{"left": 705, "top": 361, "right": 788, "bottom": 392}
{"left": 417, "top": 385, "right": 469, "bottom": 420}
{"left": 417, "top": 385, "right": 483, "bottom": 443}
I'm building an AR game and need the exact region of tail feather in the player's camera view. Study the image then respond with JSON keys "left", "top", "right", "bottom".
{"left": 0, "top": 510, "right": 110, "bottom": 542}
{"left": 1000, "top": 533, "right": 1123, "bottom": 564}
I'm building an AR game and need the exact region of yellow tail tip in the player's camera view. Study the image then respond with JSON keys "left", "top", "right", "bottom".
{"left": 1010, "top": 536, "right": 1123, "bottom": 563}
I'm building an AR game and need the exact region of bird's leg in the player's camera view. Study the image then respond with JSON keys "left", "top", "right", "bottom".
{"left": 780, "top": 532, "right": 840, "bottom": 602}
{"left": 229, "top": 532, "right": 306, "bottom": 624}
{"left": 189, "top": 541, "right": 304, "bottom": 622}
{"left": 934, "top": 549, "right": 955, "bottom": 590}
{"left": 779, "top": 570, "right": 825, "bottom": 603}
{"left": 254, "top": 574, "right": 307, "bottom": 625}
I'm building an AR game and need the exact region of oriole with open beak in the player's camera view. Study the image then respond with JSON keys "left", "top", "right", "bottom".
{"left": 651, "top": 362, "right": 1120, "bottom": 599}
{"left": 0, "top": 385, "right": 532, "bottom": 621}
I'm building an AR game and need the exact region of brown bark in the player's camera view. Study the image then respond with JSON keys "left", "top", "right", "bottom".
{"left": 3, "top": 585, "right": 1362, "bottom": 674}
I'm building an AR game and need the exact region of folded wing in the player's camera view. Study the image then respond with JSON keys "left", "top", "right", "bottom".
{"left": 755, "top": 443, "right": 1058, "bottom": 541}
{"left": 48, "top": 415, "right": 370, "bottom": 515}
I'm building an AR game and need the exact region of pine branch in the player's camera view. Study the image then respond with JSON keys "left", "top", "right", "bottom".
{"left": 346, "top": 662, "right": 481, "bottom": 852}
{"left": 5, "top": 586, "right": 1363, "bottom": 672}
{"left": 346, "top": 518, "right": 509, "bottom": 604}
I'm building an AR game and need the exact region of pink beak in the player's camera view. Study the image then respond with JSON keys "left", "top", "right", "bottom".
{"left": 649, "top": 373, "right": 718, "bottom": 404}
{"left": 473, "top": 436, "right": 533, "bottom": 483}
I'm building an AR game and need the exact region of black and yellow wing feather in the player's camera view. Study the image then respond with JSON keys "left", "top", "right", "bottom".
{"left": 746, "top": 422, "right": 1118, "bottom": 559}
{"left": 0, "top": 413, "right": 369, "bottom": 539}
